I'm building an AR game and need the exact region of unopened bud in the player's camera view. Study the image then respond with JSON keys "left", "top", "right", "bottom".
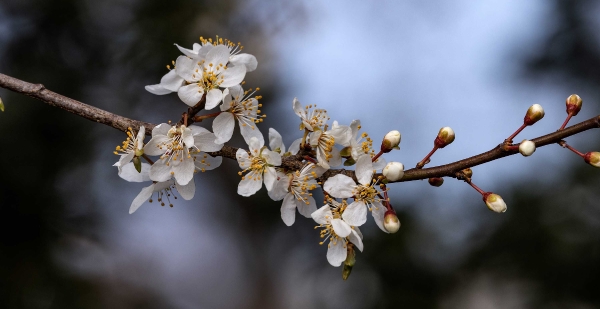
{"left": 484, "top": 193, "right": 507, "bottom": 213}
{"left": 462, "top": 168, "right": 473, "bottom": 178}
{"left": 524, "top": 104, "right": 545, "bottom": 126}
{"left": 434, "top": 127, "right": 455, "bottom": 148}
{"left": 0, "top": 97, "right": 4, "bottom": 112}
{"left": 342, "top": 247, "right": 356, "bottom": 280}
{"left": 383, "top": 211, "right": 401, "bottom": 233}
{"left": 428, "top": 177, "right": 444, "bottom": 187}
{"left": 381, "top": 130, "right": 401, "bottom": 153}
{"left": 584, "top": 151, "right": 600, "bottom": 168}
{"left": 566, "top": 94, "right": 582, "bottom": 116}
{"left": 383, "top": 162, "right": 404, "bottom": 181}
{"left": 518, "top": 140, "right": 536, "bottom": 157}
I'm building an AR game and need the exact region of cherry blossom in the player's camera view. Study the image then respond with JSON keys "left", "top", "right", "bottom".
{"left": 236, "top": 136, "right": 282, "bottom": 196}
{"left": 129, "top": 179, "right": 195, "bottom": 214}
{"left": 212, "top": 85, "right": 264, "bottom": 144}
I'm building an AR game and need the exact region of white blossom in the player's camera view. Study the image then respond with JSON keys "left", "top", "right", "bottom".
{"left": 309, "top": 123, "right": 352, "bottom": 169}
{"left": 268, "top": 163, "right": 325, "bottom": 226}
{"left": 144, "top": 123, "right": 223, "bottom": 186}
{"left": 175, "top": 45, "right": 247, "bottom": 109}
{"left": 312, "top": 201, "right": 363, "bottom": 267}
{"left": 145, "top": 69, "right": 185, "bottom": 95}
{"left": 323, "top": 155, "right": 388, "bottom": 232}
{"left": 129, "top": 179, "right": 195, "bottom": 214}
{"left": 293, "top": 98, "right": 329, "bottom": 131}
{"left": 176, "top": 37, "right": 257, "bottom": 72}
{"left": 338, "top": 120, "right": 386, "bottom": 170}
{"left": 236, "top": 136, "right": 282, "bottom": 196}
{"left": 113, "top": 126, "right": 146, "bottom": 173}
{"left": 212, "top": 85, "right": 264, "bottom": 144}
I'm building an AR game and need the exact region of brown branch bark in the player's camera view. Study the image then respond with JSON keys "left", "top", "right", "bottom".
{"left": 1, "top": 72, "right": 599, "bottom": 184}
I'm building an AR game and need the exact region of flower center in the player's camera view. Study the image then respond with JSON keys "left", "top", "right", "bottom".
{"left": 113, "top": 127, "right": 139, "bottom": 156}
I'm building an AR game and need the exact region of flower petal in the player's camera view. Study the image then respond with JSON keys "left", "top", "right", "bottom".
{"left": 129, "top": 183, "right": 155, "bottom": 214}
{"left": 331, "top": 218, "right": 352, "bottom": 237}
{"left": 280, "top": 194, "right": 297, "bottom": 226}
{"left": 296, "top": 195, "right": 317, "bottom": 218}
{"left": 219, "top": 64, "right": 246, "bottom": 88}
{"left": 160, "top": 69, "right": 185, "bottom": 91}
{"left": 326, "top": 238, "right": 347, "bottom": 267}
{"left": 342, "top": 201, "right": 367, "bottom": 226}
{"left": 237, "top": 172, "right": 262, "bottom": 197}
{"left": 143, "top": 135, "right": 171, "bottom": 156}
{"left": 355, "top": 154, "right": 374, "bottom": 186}
{"left": 171, "top": 150, "right": 195, "bottom": 186}
{"left": 205, "top": 88, "right": 223, "bottom": 110}
{"left": 288, "top": 138, "right": 302, "bottom": 155}
{"left": 268, "top": 128, "right": 285, "bottom": 153}
{"left": 248, "top": 136, "right": 264, "bottom": 154}
{"left": 119, "top": 162, "right": 151, "bottom": 182}
{"left": 213, "top": 112, "right": 235, "bottom": 144}
{"left": 323, "top": 174, "right": 356, "bottom": 198}
{"left": 194, "top": 132, "right": 224, "bottom": 152}
{"left": 268, "top": 174, "right": 289, "bottom": 201}
{"left": 263, "top": 150, "right": 282, "bottom": 166}
{"left": 229, "top": 53, "right": 257, "bottom": 72}
{"left": 311, "top": 205, "right": 333, "bottom": 225}
{"left": 239, "top": 119, "right": 263, "bottom": 145}
{"left": 348, "top": 229, "right": 364, "bottom": 252}
{"left": 175, "top": 56, "right": 197, "bottom": 81}
{"left": 236, "top": 149, "right": 251, "bottom": 169}
{"left": 149, "top": 160, "right": 172, "bottom": 182}
{"left": 178, "top": 84, "right": 204, "bottom": 107}
{"left": 175, "top": 43, "right": 199, "bottom": 58}
{"left": 263, "top": 166, "right": 277, "bottom": 191}
{"left": 176, "top": 177, "right": 195, "bottom": 200}
{"left": 194, "top": 153, "right": 222, "bottom": 171}
{"left": 145, "top": 84, "right": 171, "bottom": 95}
{"left": 370, "top": 201, "right": 388, "bottom": 233}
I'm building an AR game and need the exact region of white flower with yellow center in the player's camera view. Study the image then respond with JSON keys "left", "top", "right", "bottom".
{"left": 113, "top": 126, "right": 146, "bottom": 174}
{"left": 236, "top": 136, "right": 282, "bottom": 196}
{"left": 176, "top": 37, "right": 257, "bottom": 72}
{"left": 129, "top": 179, "right": 195, "bottom": 214}
{"left": 144, "top": 123, "right": 223, "bottom": 186}
{"left": 312, "top": 201, "right": 364, "bottom": 267}
{"left": 338, "top": 120, "right": 386, "bottom": 169}
{"left": 309, "top": 124, "right": 352, "bottom": 169}
{"left": 292, "top": 98, "right": 329, "bottom": 131}
{"left": 323, "top": 155, "right": 388, "bottom": 231}
{"left": 213, "top": 85, "right": 264, "bottom": 144}
{"left": 268, "top": 163, "right": 326, "bottom": 226}
{"left": 176, "top": 45, "right": 247, "bottom": 109}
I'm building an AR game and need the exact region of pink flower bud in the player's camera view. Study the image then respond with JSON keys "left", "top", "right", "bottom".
{"left": 484, "top": 193, "right": 507, "bottom": 213}
{"left": 381, "top": 130, "right": 401, "bottom": 153}
{"left": 584, "top": 151, "right": 600, "bottom": 168}
{"left": 524, "top": 104, "right": 545, "bottom": 126}
{"left": 434, "top": 127, "right": 455, "bottom": 148}
{"left": 383, "top": 211, "right": 401, "bottom": 233}
{"left": 566, "top": 94, "right": 582, "bottom": 116}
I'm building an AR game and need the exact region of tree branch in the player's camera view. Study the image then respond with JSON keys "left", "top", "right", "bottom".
{"left": 1, "top": 72, "right": 599, "bottom": 184}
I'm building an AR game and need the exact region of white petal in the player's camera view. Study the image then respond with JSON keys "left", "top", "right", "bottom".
{"left": 268, "top": 128, "right": 285, "bottom": 153}
{"left": 220, "top": 92, "right": 233, "bottom": 111}
{"left": 248, "top": 137, "right": 264, "bottom": 154}
{"left": 229, "top": 53, "right": 257, "bottom": 72}
{"left": 326, "top": 239, "right": 347, "bottom": 267}
{"left": 171, "top": 151, "right": 195, "bottom": 186}
{"left": 176, "top": 178, "right": 195, "bottom": 200}
{"left": 331, "top": 218, "right": 352, "bottom": 237}
{"left": 194, "top": 153, "right": 222, "bottom": 171}
{"left": 323, "top": 174, "right": 356, "bottom": 198}
{"left": 370, "top": 201, "right": 388, "bottom": 233}
{"left": 236, "top": 149, "right": 251, "bottom": 169}
{"left": 129, "top": 184, "right": 155, "bottom": 214}
{"left": 350, "top": 119, "right": 361, "bottom": 139}
{"left": 263, "top": 150, "right": 282, "bottom": 166}
{"left": 329, "top": 125, "right": 352, "bottom": 146}
{"left": 160, "top": 69, "right": 185, "bottom": 91}
{"left": 205, "top": 45, "right": 230, "bottom": 70}
{"left": 175, "top": 43, "right": 199, "bottom": 58}
{"left": 136, "top": 126, "right": 146, "bottom": 149}
{"left": 119, "top": 162, "right": 151, "bottom": 182}
{"left": 205, "top": 88, "right": 223, "bottom": 110}
{"left": 348, "top": 229, "right": 364, "bottom": 252}
{"left": 152, "top": 123, "right": 170, "bottom": 137}
{"left": 189, "top": 125, "right": 209, "bottom": 135}
{"left": 311, "top": 205, "right": 333, "bottom": 225}
{"left": 227, "top": 84, "right": 244, "bottom": 100}
{"left": 342, "top": 201, "right": 368, "bottom": 226}
{"left": 355, "top": 155, "right": 374, "bottom": 185}
{"left": 175, "top": 56, "right": 197, "bottom": 81}
{"left": 239, "top": 119, "right": 263, "bottom": 145}
{"left": 145, "top": 84, "right": 171, "bottom": 95}
{"left": 327, "top": 147, "right": 342, "bottom": 167}
{"left": 372, "top": 156, "right": 387, "bottom": 171}
{"left": 117, "top": 152, "right": 135, "bottom": 172}
{"left": 194, "top": 132, "right": 224, "bottom": 152}
{"left": 237, "top": 172, "right": 262, "bottom": 197}
{"left": 178, "top": 84, "right": 204, "bottom": 107}
{"left": 219, "top": 65, "right": 246, "bottom": 88}
{"left": 213, "top": 112, "right": 235, "bottom": 144}
{"left": 296, "top": 195, "right": 317, "bottom": 218}
{"left": 280, "top": 194, "right": 297, "bottom": 226}
{"left": 268, "top": 174, "right": 289, "bottom": 201}
{"left": 288, "top": 138, "right": 302, "bottom": 155}
{"left": 143, "top": 135, "right": 171, "bottom": 156}
{"left": 149, "top": 160, "right": 172, "bottom": 182}
{"left": 182, "top": 127, "right": 194, "bottom": 148}
{"left": 293, "top": 98, "right": 306, "bottom": 119}
{"left": 263, "top": 167, "right": 277, "bottom": 191}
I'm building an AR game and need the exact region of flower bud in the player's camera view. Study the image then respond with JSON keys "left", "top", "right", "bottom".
{"left": 434, "top": 127, "right": 455, "bottom": 148}
{"left": 518, "top": 140, "right": 536, "bottom": 157}
{"left": 383, "top": 162, "right": 404, "bottom": 181}
{"left": 524, "top": 104, "right": 544, "bottom": 126}
{"left": 484, "top": 193, "right": 507, "bottom": 213}
{"left": 584, "top": 151, "right": 600, "bottom": 168}
{"left": 383, "top": 211, "right": 401, "bottom": 233}
{"left": 381, "top": 130, "right": 401, "bottom": 153}
{"left": 566, "top": 94, "right": 582, "bottom": 116}
{"left": 462, "top": 168, "right": 473, "bottom": 178}
{"left": 428, "top": 177, "right": 444, "bottom": 187}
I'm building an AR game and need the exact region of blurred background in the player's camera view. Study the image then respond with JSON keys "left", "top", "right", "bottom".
{"left": 1, "top": 0, "right": 600, "bottom": 308}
